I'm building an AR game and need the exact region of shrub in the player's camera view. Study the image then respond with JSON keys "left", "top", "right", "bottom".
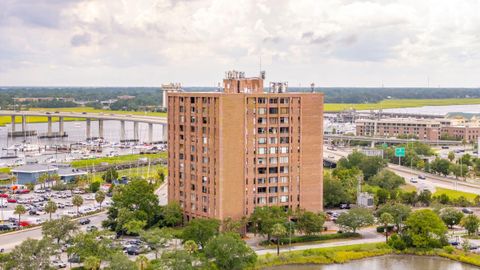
{"left": 443, "top": 245, "right": 455, "bottom": 254}
{"left": 376, "top": 225, "right": 395, "bottom": 233}
{"left": 388, "top": 234, "right": 407, "bottom": 251}
{"left": 260, "top": 232, "right": 360, "bottom": 246}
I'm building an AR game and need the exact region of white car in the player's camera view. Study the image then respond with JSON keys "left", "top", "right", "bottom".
{"left": 51, "top": 260, "right": 67, "bottom": 269}
{"left": 34, "top": 189, "right": 46, "bottom": 194}
{"left": 410, "top": 178, "right": 418, "bottom": 183}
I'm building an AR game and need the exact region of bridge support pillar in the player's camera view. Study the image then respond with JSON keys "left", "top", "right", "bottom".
{"left": 47, "top": 116, "right": 53, "bottom": 137}
{"left": 86, "top": 118, "right": 91, "bottom": 139}
{"left": 21, "top": 115, "right": 26, "bottom": 132}
{"left": 59, "top": 117, "right": 64, "bottom": 135}
{"left": 162, "top": 124, "right": 167, "bottom": 142}
{"left": 133, "top": 122, "right": 139, "bottom": 142}
{"left": 11, "top": 115, "right": 15, "bottom": 132}
{"left": 120, "top": 120, "right": 125, "bottom": 142}
{"left": 98, "top": 120, "right": 104, "bottom": 139}
{"left": 371, "top": 141, "right": 375, "bottom": 148}
{"left": 148, "top": 123, "right": 153, "bottom": 143}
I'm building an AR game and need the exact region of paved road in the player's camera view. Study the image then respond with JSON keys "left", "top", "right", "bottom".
{"left": 324, "top": 148, "right": 480, "bottom": 195}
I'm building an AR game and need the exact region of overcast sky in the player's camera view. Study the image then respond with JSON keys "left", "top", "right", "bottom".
{"left": 1, "top": 0, "right": 479, "bottom": 87}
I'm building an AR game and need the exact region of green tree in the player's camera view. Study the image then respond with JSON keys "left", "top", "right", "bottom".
{"left": 400, "top": 191, "right": 417, "bottom": 206}
{"left": 102, "top": 167, "right": 118, "bottom": 183}
{"left": 182, "top": 218, "right": 220, "bottom": 248}
{"left": 37, "top": 173, "right": 48, "bottom": 189}
{"left": 105, "top": 253, "right": 136, "bottom": 270}
{"left": 431, "top": 158, "right": 451, "bottom": 176}
{"left": 72, "top": 194, "right": 84, "bottom": 215}
{"left": 9, "top": 238, "right": 54, "bottom": 270}
{"left": 123, "top": 219, "right": 147, "bottom": 235}
{"left": 69, "top": 232, "right": 114, "bottom": 262}
{"left": 42, "top": 216, "right": 78, "bottom": 245}
{"left": 336, "top": 207, "right": 374, "bottom": 233}
{"left": 95, "top": 190, "right": 106, "bottom": 209}
{"left": 159, "top": 250, "right": 198, "bottom": 270}
{"left": 222, "top": 217, "right": 247, "bottom": 234}
{"left": 379, "top": 212, "right": 394, "bottom": 243}
{"left": 295, "top": 210, "right": 325, "bottom": 235}
{"left": 249, "top": 206, "right": 288, "bottom": 241}
{"left": 160, "top": 202, "right": 183, "bottom": 227}
{"left": 140, "top": 228, "right": 172, "bottom": 259}
{"left": 439, "top": 207, "right": 464, "bottom": 229}
{"left": 417, "top": 190, "right": 432, "bottom": 206}
{"left": 369, "top": 170, "right": 405, "bottom": 190}
{"left": 323, "top": 174, "right": 354, "bottom": 207}
{"left": 271, "top": 223, "right": 287, "bottom": 256}
{"left": 405, "top": 209, "right": 447, "bottom": 248}
{"left": 376, "top": 203, "right": 411, "bottom": 231}
{"left": 205, "top": 233, "right": 257, "bottom": 270}
{"left": 14, "top": 204, "right": 26, "bottom": 228}
{"left": 84, "top": 256, "right": 101, "bottom": 270}
{"left": 89, "top": 181, "right": 101, "bottom": 193}
{"left": 461, "top": 215, "right": 480, "bottom": 236}
{"left": 44, "top": 200, "right": 58, "bottom": 220}
{"left": 136, "top": 255, "right": 149, "bottom": 270}
{"left": 448, "top": 151, "right": 455, "bottom": 162}
{"left": 376, "top": 188, "right": 389, "bottom": 206}
{"left": 108, "top": 178, "right": 159, "bottom": 230}
{"left": 184, "top": 240, "right": 198, "bottom": 254}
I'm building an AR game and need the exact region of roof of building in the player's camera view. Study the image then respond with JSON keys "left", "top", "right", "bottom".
{"left": 57, "top": 167, "right": 87, "bottom": 177}
{"left": 356, "top": 118, "right": 443, "bottom": 125}
{"left": 11, "top": 164, "right": 58, "bottom": 173}
{"left": 0, "top": 173, "right": 10, "bottom": 180}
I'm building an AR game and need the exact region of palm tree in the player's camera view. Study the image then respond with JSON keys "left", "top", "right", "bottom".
{"left": 72, "top": 195, "right": 84, "bottom": 216}
{"left": 50, "top": 173, "right": 61, "bottom": 187}
{"left": 14, "top": 204, "right": 26, "bottom": 229}
{"left": 95, "top": 190, "right": 105, "bottom": 210}
{"left": 136, "top": 255, "right": 149, "bottom": 270}
{"left": 271, "top": 223, "right": 287, "bottom": 256}
{"left": 379, "top": 212, "right": 394, "bottom": 243}
{"left": 45, "top": 200, "right": 58, "bottom": 220}
{"left": 37, "top": 173, "right": 48, "bottom": 189}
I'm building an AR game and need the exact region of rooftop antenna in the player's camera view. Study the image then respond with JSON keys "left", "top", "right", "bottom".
{"left": 310, "top": 82, "right": 315, "bottom": 93}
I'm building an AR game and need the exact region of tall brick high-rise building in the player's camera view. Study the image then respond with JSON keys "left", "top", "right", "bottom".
{"left": 167, "top": 71, "right": 323, "bottom": 221}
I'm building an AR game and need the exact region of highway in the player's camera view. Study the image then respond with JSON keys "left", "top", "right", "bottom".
{"left": 0, "top": 110, "right": 167, "bottom": 125}
{"left": 323, "top": 148, "right": 480, "bottom": 195}
{"left": 0, "top": 183, "right": 168, "bottom": 252}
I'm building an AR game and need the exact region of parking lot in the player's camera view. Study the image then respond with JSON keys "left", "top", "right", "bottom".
{"left": 0, "top": 188, "right": 112, "bottom": 229}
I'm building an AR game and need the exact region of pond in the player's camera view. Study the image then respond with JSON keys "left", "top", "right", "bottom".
{"left": 264, "top": 255, "right": 479, "bottom": 270}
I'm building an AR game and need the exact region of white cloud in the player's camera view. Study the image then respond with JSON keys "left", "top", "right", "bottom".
{"left": 0, "top": 0, "right": 480, "bottom": 87}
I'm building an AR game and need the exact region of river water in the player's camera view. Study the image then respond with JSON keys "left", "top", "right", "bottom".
{"left": 0, "top": 120, "right": 166, "bottom": 148}
{"left": 265, "top": 255, "right": 479, "bottom": 270}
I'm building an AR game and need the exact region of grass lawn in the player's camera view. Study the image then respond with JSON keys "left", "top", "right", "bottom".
{"left": 0, "top": 167, "right": 11, "bottom": 174}
{"left": 400, "top": 184, "right": 417, "bottom": 192}
{"left": 89, "top": 164, "right": 166, "bottom": 182}
{"left": 70, "top": 152, "right": 167, "bottom": 168}
{"left": 433, "top": 187, "right": 477, "bottom": 202}
{"left": 324, "top": 98, "right": 480, "bottom": 112}
{"left": 0, "top": 107, "right": 167, "bottom": 126}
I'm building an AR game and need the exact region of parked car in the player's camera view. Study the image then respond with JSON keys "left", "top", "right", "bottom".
{"left": 126, "top": 246, "right": 140, "bottom": 255}
{"left": 339, "top": 203, "right": 351, "bottom": 209}
{"left": 462, "top": 208, "right": 474, "bottom": 214}
{"left": 0, "top": 224, "right": 14, "bottom": 231}
{"left": 67, "top": 254, "right": 81, "bottom": 263}
{"left": 418, "top": 175, "right": 426, "bottom": 180}
{"left": 410, "top": 178, "right": 418, "bottom": 183}
{"left": 0, "top": 193, "right": 8, "bottom": 198}
{"left": 34, "top": 189, "right": 46, "bottom": 194}
{"left": 51, "top": 260, "right": 67, "bottom": 269}
{"left": 79, "top": 218, "right": 91, "bottom": 225}
{"left": 7, "top": 198, "right": 17, "bottom": 203}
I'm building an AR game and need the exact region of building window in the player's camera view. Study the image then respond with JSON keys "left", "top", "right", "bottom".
{"left": 257, "top": 197, "right": 266, "bottom": 204}
{"left": 258, "top": 137, "right": 267, "bottom": 144}
{"left": 269, "top": 167, "right": 278, "bottom": 174}
{"left": 258, "top": 128, "right": 266, "bottom": 134}
{"left": 280, "top": 166, "right": 289, "bottom": 173}
{"left": 269, "top": 137, "right": 278, "bottom": 144}
{"left": 257, "top": 177, "right": 266, "bottom": 184}
{"left": 269, "top": 108, "right": 278, "bottom": 114}
{"left": 280, "top": 117, "right": 288, "bottom": 124}
{"left": 280, "top": 127, "right": 289, "bottom": 134}
{"left": 258, "top": 167, "right": 267, "bottom": 174}
{"left": 280, "top": 195, "right": 289, "bottom": 202}
{"left": 280, "top": 186, "right": 289, "bottom": 193}
{"left": 258, "top": 98, "right": 266, "bottom": 104}
{"left": 258, "top": 108, "right": 266, "bottom": 115}
{"left": 269, "top": 147, "right": 277, "bottom": 154}
{"left": 269, "top": 177, "right": 278, "bottom": 184}
{"left": 280, "top": 146, "right": 289, "bottom": 153}
{"left": 257, "top": 158, "right": 266, "bottom": 165}
{"left": 280, "top": 107, "right": 289, "bottom": 114}
{"left": 269, "top": 187, "right": 278, "bottom": 193}
{"left": 279, "top": 156, "right": 289, "bottom": 163}
{"left": 280, "top": 176, "right": 288, "bottom": 183}
{"left": 191, "top": 184, "right": 196, "bottom": 191}
{"left": 269, "top": 98, "right": 278, "bottom": 104}
{"left": 269, "top": 157, "right": 277, "bottom": 164}
{"left": 257, "top": 187, "right": 267, "bottom": 193}
{"left": 269, "top": 196, "right": 278, "bottom": 203}
{"left": 258, "top": 117, "right": 267, "bottom": 124}
{"left": 258, "top": 147, "right": 266, "bottom": 154}
{"left": 280, "top": 137, "right": 289, "bottom": 144}
{"left": 269, "top": 127, "right": 277, "bottom": 134}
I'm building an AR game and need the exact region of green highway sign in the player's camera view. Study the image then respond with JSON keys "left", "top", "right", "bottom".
{"left": 395, "top": 147, "right": 405, "bottom": 157}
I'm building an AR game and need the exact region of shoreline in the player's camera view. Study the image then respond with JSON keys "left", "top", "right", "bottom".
{"left": 254, "top": 243, "right": 480, "bottom": 269}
